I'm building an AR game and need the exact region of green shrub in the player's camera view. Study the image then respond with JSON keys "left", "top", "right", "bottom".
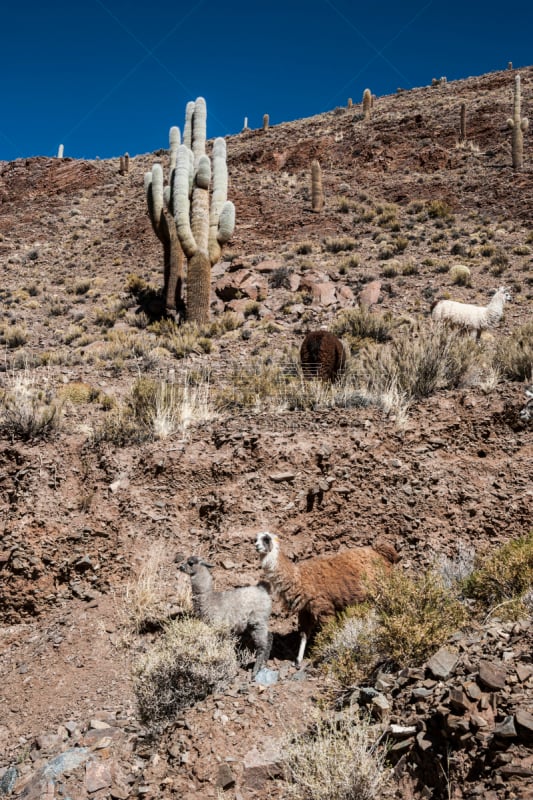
{"left": 369, "top": 568, "right": 467, "bottom": 666}
{"left": 313, "top": 566, "right": 467, "bottom": 686}
{"left": 462, "top": 532, "right": 533, "bottom": 618}
{"left": 133, "top": 617, "right": 238, "bottom": 728}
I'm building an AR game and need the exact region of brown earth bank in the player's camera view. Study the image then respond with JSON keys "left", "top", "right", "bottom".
{"left": 0, "top": 66, "right": 532, "bottom": 799}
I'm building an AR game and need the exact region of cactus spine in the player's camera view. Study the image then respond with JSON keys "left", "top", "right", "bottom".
{"left": 362, "top": 88, "right": 372, "bottom": 120}
{"left": 172, "top": 97, "right": 235, "bottom": 324}
{"left": 507, "top": 73, "right": 529, "bottom": 170}
{"left": 311, "top": 159, "right": 324, "bottom": 213}
{"left": 145, "top": 159, "right": 184, "bottom": 319}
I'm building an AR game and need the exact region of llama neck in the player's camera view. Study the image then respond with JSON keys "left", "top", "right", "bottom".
{"left": 261, "top": 547, "right": 300, "bottom": 607}
{"left": 488, "top": 292, "right": 505, "bottom": 312}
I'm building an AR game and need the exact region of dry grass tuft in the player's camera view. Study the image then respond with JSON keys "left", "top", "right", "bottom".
{"left": 492, "top": 321, "right": 533, "bottom": 381}
{"left": 121, "top": 540, "right": 191, "bottom": 634}
{"left": 282, "top": 706, "right": 392, "bottom": 800}
{"left": 0, "top": 368, "right": 62, "bottom": 441}
{"left": 356, "top": 323, "right": 480, "bottom": 406}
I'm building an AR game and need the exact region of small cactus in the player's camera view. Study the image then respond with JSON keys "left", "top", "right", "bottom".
{"left": 362, "top": 88, "right": 372, "bottom": 120}
{"left": 262, "top": 114, "right": 269, "bottom": 131}
{"left": 119, "top": 153, "right": 130, "bottom": 175}
{"left": 57, "top": 144, "right": 64, "bottom": 159}
{"left": 507, "top": 73, "right": 529, "bottom": 170}
{"left": 460, "top": 103, "right": 467, "bottom": 142}
{"left": 311, "top": 159, "right": 324, "bottom": 213}
{"left": 347, "top": 97, "right": 353, "bottom": 109}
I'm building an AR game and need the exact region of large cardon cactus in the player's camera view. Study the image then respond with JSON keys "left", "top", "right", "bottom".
{"left": 172, "top": 97, "right": 235, "bottom": 324}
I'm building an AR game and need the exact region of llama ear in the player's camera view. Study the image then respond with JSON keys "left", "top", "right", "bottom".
{"left": 200, "top": 559, "right": 215, "bottom": 569}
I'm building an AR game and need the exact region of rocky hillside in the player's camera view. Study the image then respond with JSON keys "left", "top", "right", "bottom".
{"left": 0, "top": 66, "right": 532, "bottom": 800}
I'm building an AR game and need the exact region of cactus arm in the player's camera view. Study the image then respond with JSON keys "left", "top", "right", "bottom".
{"left": 146, "top": 164, "right": 166, "bottom": 242}
{"left": 183, "top": 101, "right": 195, "bottom": 149}
{"left": 190, "top": 97, "right": 207, "bottom": 165}
{"left": 217, "top": 201, "right": 235, "bottom": 245}
{"left": 208, "top": 137, "right": 233, "bottom": 261}
{"left": 311, "top": 159, "right": 324, "bottom": 212}
{"left": 173, "top": 144, "right": 198, "bottom": 259}
{"left": 169, "top": 126, "right": 181, "bottom": 171}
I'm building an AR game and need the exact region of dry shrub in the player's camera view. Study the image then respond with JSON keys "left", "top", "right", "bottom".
{"left": 436, "top": 543, "right": 476, "bottom": 589}
{"left": 492, "top": 321, "right": 533, "bottom": 381}
{"left": 122, "top": 541, "right": 191, "bottom": 634}
{"left": 283, "top": 706, "right": 392, "bottom": 800}
{"left": 357, "top": 323, "right": 479, "bottom": 402}
{"left": 213, "top": 361, "right": 291, "bottom": 411}
{"left": 312, "top": 605, "right": 378, "bottom": 688}
{"left": 449, "top": 264, "right": 471, "bottom": 286}
{"left": 133, "top": 617, "right": 238, "bottom": 728}
{"left": 331, "top": 308, "right": 392, "bottom": 343}
{"left": 462, "top": 532, "right": 533, "bottom": 619}
{"left": 58, "top": 381, "right": 100, "bottom": 404}
{"left": 95, "top": 375, "right": 214, "bottom": 444}
{"left": 0, "top": 369, "right": 61, "bottom": 441}
{"left": 323, "top": 236, "right": 357, "bottom": 253}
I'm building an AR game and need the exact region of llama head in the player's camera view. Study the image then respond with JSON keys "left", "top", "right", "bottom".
{"left": 255, "top": 531, "right": 279, "bottom": 565}
{"left": 493, "top": 286, "right": 512, "bottom": 302}
{"left": 178, "top": 555, "right": 214, "bottom": 576}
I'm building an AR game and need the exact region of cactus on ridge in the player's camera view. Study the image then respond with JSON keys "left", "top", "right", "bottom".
{"left": 311, "top": 159, "right": 324, "bottom": 213}
{"left": 263, "top": 114, "right": 269, "bottom": 131}
{"left": 362, "top": 88, "right": 372, "bottom": 120}
{"left": 460, "top": 103, "right": 467, "bottom": 143}
{"left": 507, "top": 73, "right": 529, "bottom": 170}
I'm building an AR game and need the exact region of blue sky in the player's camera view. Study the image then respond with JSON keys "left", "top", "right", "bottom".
{"left": 1, "top": 0, "right": 531, "bottom": 161}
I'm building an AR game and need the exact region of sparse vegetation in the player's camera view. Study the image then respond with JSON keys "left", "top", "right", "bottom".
{"left": 133, "top": 617, "right": 239, "bottom": 728}
{"left": 121, "top": 541, "right": 191, "bottom": 634}
{"left": 492, "top": 321, "right": 533, "bottom": 380}
{"left": 462, "top": 532, "right": 533, "bottom": 619}
{"left": 283, "top": 707, "right": 392, "bottom": 800}
{"left": 0, "top": 369, "right": 61, "bottom": 441}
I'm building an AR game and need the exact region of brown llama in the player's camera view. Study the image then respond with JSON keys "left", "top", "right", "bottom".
{"left": 300, "top": 330, "right": 346, "bottom": 382}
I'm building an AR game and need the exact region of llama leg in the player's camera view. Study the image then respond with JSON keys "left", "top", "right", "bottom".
{"left": 296, "top": 631, "right": 307, "bottom": 666}
{"left": 251, "top": 625, "right": 272, "bottom": 676}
